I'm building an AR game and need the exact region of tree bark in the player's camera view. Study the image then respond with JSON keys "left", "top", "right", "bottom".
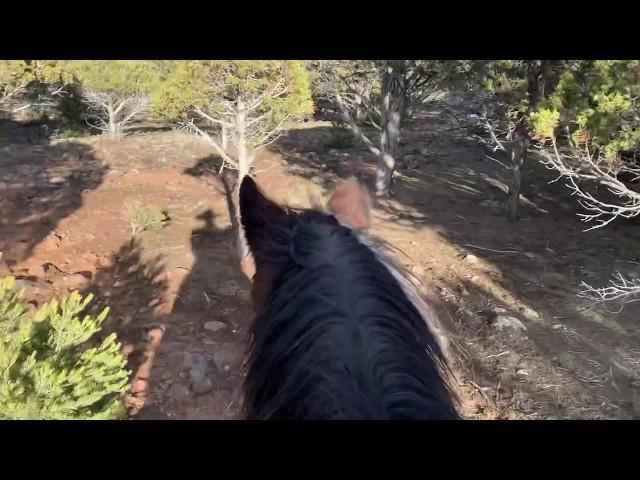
{"left": 506, "top": 135, "right": 529, "bottom": 221}
{"left": 221, "top": 123, "right": 228, "bottom": 150}
{"left": 375, "top": 62, "right": 405, "bottom": 197}
{"left": 107, "top": 103, "right": 119, "bottom": 140}
{"left": 233, "top": 99, "right": 251, "bottom": 263}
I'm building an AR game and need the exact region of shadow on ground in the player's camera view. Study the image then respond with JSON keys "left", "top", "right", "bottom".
{"left": 267, "top": 107, "right": 640, "bottom": 419}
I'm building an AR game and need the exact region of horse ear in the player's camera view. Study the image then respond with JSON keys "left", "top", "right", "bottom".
{"left": 240, "top": 176, "right": 287, "bottom": 247}
{"left": 328, "top": 177, "right": 372, "bottom": 230}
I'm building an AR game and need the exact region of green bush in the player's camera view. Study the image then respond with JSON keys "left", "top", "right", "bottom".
{"left": 56, "top": 82, "right": 90, "bottom": 136}
{"left": 127, "top": 202, "right": 169, "bottom": 235}
{"left": 0, "top": 276, "right": 130, "bottom": 419}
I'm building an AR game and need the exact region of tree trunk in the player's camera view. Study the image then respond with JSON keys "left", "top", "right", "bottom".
{"left": 221, "top": 124, "right": 228, "bottom": 150}
{"left": 107, "top": 103, "right": 119, "bottom": 140}
{"left": 506, "top": 136, "right": 529, "bottom": 221}
{"left": 233, "top": 99, "right": 251, "bottom": 263}
{"left": 375, "top": 63, "right": 405, "bottom": 197}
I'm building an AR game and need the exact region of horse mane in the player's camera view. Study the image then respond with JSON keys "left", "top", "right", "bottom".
{"left": 242, "top": 185, "right": 460, "bottom": 420}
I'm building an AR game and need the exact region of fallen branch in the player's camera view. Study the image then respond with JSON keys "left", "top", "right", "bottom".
{"left": 462, "top": 243, "right": 519, "bottom": 254}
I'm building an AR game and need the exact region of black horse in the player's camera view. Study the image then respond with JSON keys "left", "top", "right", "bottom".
{"left": 239, "top": 175, "right": 459, "bottom": 420}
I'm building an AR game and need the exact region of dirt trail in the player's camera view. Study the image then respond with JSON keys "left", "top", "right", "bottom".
{"left": 2, "top": 100, "right": 639, "bottom": 419}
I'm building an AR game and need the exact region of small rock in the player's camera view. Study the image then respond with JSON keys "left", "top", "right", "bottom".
{"left": 189, "top": 354, "right": 209, "bottom": 382}
{"left": 524, "top": 252, "right": 538, "bottom": 260}
{"left": 310, "top": 176, "right": 324, "bottom": 185}
{"left": 552, "top": 323, "right": 563, "bottom": 330}
{"left": 63, "top": 273, "right": 89, "bottom": 290}
{"left": 189, "top": 353, "right": 215, "bottom": 395}
{"left": 49, "top": 176, "right": 65, "bottom": 184}
{"left": 328, "top": 149, "right": 339, "bottom": 156}
{"left": 411, "top": 265, "right": 425, "bottom": 277}
{"left": 307, "top": 152, "right": 319, "bottom": 161}
{"left": 464, "top": 254, "right": 479, "bottom": 264}
{"left": 516, "top": 369, "right": 529, "bottom": 376}
{"left": 493, "top": 315, "right": 527, "bottom": 332}
{"left": 204, "top": 320, "right": 226, "bottom": 332}
{"left": 418, "top": 147, "right": 429, "bottom": 157}
{"left": 519, "top": 306, "right": 540, "bottom": 321}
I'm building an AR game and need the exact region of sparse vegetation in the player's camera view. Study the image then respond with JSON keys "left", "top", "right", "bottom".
{"left": 0, "top": 276, "right": 130, "bottom": 420}
{"left": 127, "top": 202, "right": 169, "bottom": 235}
{"left": 3, "top": 59, "right": 640, "bottom": 419}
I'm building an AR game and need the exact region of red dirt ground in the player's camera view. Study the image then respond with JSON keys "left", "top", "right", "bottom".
{"left": 2, "top": 100, "right": 639, "bottom": 419}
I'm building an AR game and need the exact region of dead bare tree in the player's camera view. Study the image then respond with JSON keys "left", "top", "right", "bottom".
{"left": 540, "top": 138, "right": 640, "bottom": 230}
{"left": 83, "top": 91, "right": 149, "bottom": 140}
{"left": 578, "top": 272, "right": 640, "bottom": 312}
{"left": 541, "top": 136, "right": 640, "bottom": 307}
{"left": 315, "top": 60, "right": 452, "bottom": 197}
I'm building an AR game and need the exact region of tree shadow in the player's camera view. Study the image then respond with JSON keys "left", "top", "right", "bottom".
{"left": 185, "top": 154, "right": 246, "bottom": 259}
{"left": 0, "top": 119, "right": 108, "bottom": 266}
{"left": 81, "top": 237, "right": 168, "bottom": 337}
{"left": 436, "top": 274, "right": 639, "bottom": 419}
{"left": 79, "top": 236, "right": 169, "bottom": 414}
{"left": 152, "top": 206, "right": 253, "bottom": 419}
{"left": 267, "top": 104, "right": 640, "bottom": 419}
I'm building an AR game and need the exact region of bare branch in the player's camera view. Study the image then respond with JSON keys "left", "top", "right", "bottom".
{"left": 578, "top": 272, "right": 640, "bottom": 311}
{"left": 483, "top": 154, "right": 510, "bottom": 170}
{"left": 540, "top": 136, "right": 640, "bottom": 231}
{"left": 253, "top": 117, "right": 287, "bottom": 148}
{"left": 181, "top": 119, "right": 238, "bottom": 171}
{"left": 481, "top": 112, "right": 508, "bottom": 153}
{"left": 335, "top": 90, "right": 380, "bottom": 156}
{"left": 247, "top": 79, "right": 287, "bottom": 112}
{"left": 194, "top": 107, "right": 233, "bottom": 128}
{"left": 119, "top": 95, "right": 149, "bottom": 129}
